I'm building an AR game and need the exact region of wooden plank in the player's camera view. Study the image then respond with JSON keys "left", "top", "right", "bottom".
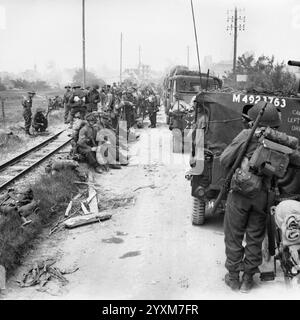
{"left": 80, "top": 202, "right": 90, "bottom": 215}
{"left": 88, "top": 172, "right": 99, "bottom": 215}
{"left": 63, "top": 213, "right": 111, "bottom": 229}
{"left": 64, "top": 200, "right": 73, "bottom": 217}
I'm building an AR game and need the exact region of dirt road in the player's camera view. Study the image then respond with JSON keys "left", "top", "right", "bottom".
{"left": 2, "top": 110, "right": 300, "bottom": 300}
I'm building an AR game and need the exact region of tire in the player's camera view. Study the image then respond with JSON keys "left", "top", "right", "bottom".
{"left": 192, "top": 197, "right": 206, "bottom": 225}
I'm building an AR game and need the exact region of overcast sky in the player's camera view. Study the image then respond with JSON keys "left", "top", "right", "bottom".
{"left": 0, "top": 0, "right": 299, "bottom": 74}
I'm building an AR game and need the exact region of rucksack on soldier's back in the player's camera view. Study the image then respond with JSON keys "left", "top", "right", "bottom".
{"left": 249, "top": 128, "right": 299, "bottom": 179}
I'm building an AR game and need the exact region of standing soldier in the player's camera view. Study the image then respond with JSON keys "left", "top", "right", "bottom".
{"left": 68, "top": 84, "right": 87, "bottom": 128}
{"left": 63, "top": 85, "right": 72, "bottom": 124}
{"left": 87, "top": 84, "right": 100, "bottom": 113}
{"left": 146, "top": 91, "right": 158, "bottom": 128}
{"left": 220, "top": 102, "right": 282, "bottom": 293}
{"left": 22, "top": 91, "right": 36, "bottom": 135}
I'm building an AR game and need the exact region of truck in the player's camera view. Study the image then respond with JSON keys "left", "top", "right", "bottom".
{"left": 187, "top": 90, "right": 300, "bottom": 225}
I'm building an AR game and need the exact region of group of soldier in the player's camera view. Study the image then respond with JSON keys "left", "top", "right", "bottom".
{"left": 22, "top": 91, "right": 48, "bottom": 135}
{"left": 62, "top": 82, "right": 161, "bottom": 173}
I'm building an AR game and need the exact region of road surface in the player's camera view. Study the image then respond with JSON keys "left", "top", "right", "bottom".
{"left": 2, "top": 110, "right": 300, "bottom": 300}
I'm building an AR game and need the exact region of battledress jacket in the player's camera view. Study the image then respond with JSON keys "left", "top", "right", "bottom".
{"left": 220, "top": 128, "right": 259, "bottom": 169}
{"left": 77, "top": 124, "right": 98, "bottom": 151}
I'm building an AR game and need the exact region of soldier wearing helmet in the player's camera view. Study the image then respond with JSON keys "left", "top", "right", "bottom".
{"left": 63, "top": 85, "right": 72, "bottom": 124}
{"left": 22, "top": 91, "right": 36, "bottom": 135}
{"left": 220, "top": 101, "right": 282, "bottom": 293}
{"left": 68, "top": 83, "right": 87, "bottom": 128}
{"left": 76, "top": 112, "right": 103, "bottom": 174}
{"left": 86, "top": 84, "right": 100, "bottom": 113}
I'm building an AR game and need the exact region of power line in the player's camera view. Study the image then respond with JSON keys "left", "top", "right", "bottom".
{"left": 226, "top": 7, "right": 246, "bottom": 83}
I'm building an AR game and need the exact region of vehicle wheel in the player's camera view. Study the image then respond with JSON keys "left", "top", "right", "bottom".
{"left": 192, "top": 197, "right": 206, "bottom": 225}
{"left": 172, "top": 134, "right": 182, "bottom": 153}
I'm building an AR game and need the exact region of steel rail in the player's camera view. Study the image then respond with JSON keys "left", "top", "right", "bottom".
{"left": 0, "top": 130, "right": 65, "bottom": 172}
{"left": 0, "top": 131, "right": 72, "bottom": 191}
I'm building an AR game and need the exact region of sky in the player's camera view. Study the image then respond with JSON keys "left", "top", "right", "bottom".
{"left": 0, "top": 0, "right": 299, "bottom": 74}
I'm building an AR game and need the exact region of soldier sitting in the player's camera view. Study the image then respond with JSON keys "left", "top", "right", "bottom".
{"left": 77, "top": 113, "right": 104, "bottom": 174}
{"left": 32, "top": 108, "right": 48, "bottom": 132}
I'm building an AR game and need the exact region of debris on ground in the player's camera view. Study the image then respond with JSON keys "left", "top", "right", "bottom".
{"left": 0, "top": 188, "right": 40, "bottom": 226}
{"left": 133, "top": 184, "right": 156, "bottom": 192}
{"left": 97, "top": 191, "right": 135, "bottom": 211}
{"left": 63, "top": 213, "right": 112, "bottom": 229}
{"left": 0, "top": 130, "right": 22, "bottom": 148}
{"left": 18, "top": 259, "right": 78, "bottom": 289}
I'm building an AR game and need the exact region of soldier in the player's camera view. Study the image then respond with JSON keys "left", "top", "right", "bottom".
{"left": 63, "top": 85, "right": 72, "bottom": 123}
{"left": 146, "top": 90, "right": 158, "bottom": 128}
{"left": 220, "top": 102, "right": 282, "bottom": 293}
{"left": 87, "top": 84, "right": 100, "bottom": 113}
{"left": 22, "top": 91, "right": 36, "bottom": 135}
{"left": 32, "top": 107, "right": 48, "bottom": 132}
{"left": 68, "top": 84, "right": 87, "bottom": 128}
{"left": 77, "top": 112, "right": 104, "bottom": 174}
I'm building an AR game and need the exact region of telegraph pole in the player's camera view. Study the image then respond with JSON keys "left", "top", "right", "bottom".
{"left": 233, "top": 7, "right": 237, "bottom": 82}
{"left": 187, "top": 46, "right": 190, "bottom": 69}
{"left": 227, "top": 7, "right": 246, "bottom": 84}
{"left": 120, "top": 32, "right": 123, "bottom": 84}
{"left": 82, "top": 0, "right": 86, "bottom": 88}
{"left": 190, "top": 0, "right": 202, "bottom": 89}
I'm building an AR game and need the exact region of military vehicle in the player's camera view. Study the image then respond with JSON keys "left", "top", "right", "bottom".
{"left": 187, "top": 89, "right": 300, "bottom": 225}
{"left": 163, "top": 66, "right": 222, "bottom": 152}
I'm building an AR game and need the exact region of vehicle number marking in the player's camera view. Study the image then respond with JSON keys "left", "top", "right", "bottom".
{"left": 232, "top": 94, "right": 286, "bottom": 108}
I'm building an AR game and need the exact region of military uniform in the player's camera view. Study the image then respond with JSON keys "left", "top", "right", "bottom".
{"left": 69, "top": 86, "right": 87, "bottom": 126}
{"left": 220, "top": 129, "right": 268, "bottom": 275}
{"left": 87, "top": 87, "right": 100, "bottom": 113}
{"left": 147, "top": 94, "right": 158, "bottom": 128}
{"left": 32, "top": 109, "right": 48, "bottom": 132}
{"left": 77, "top": 119, "right": 99, "bottom": 168}
{"left": 22, "top": 92, "right": 35, "bottom": 134}
{"left": 220, "top": 101, "right": 282, "bottom": 292}
{"left": 63, "top": 86, "right": 72, "bottom": 123}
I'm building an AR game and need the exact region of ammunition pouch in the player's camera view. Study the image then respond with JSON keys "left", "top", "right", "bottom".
{"left": 231, "top": 168, "right": 262, "bottom": 198}
{"left": 249, "top": 138, "right": 290, "bottom": 178}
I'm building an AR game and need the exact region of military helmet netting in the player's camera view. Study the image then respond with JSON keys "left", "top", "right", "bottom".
{"left": 247, "top": 101, "right": 281, "bottom": 128}
{"left": 85, "top": 113, "right": 98, "bottom": 122}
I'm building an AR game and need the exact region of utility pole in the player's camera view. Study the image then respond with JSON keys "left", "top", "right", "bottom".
{"left": 82, "top": 0, "right": 86, "bottom": 88}
{"left": 227, "top": 7, "right": 246, "bottom": 84}
{"left": 120, "top": 32, "right": 123, "bottom": 84}
{"left": 187, "top": 46, "right": 190, "bottom": 69}
{"left": 190, "top": 0, "right": 202, "bottom": 89}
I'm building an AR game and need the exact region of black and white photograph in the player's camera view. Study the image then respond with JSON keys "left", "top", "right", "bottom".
{"left": 0, "top": 0, "right": 300, "bottom": 303}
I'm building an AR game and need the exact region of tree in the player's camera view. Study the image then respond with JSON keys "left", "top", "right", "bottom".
{"left": 223, "top": 54, "right": 298, "bottom": 95}
{"left": 72, "top": 69, "right": 106, "bottom": 87}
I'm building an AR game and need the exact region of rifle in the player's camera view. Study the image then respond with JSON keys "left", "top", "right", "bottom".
{"left": 210, "top": 102, "right": 268, "bottom": 215}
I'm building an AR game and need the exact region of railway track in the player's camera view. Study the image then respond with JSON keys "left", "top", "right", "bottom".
{"left": 0, "top": 130, "right": 72, "bottom": 192}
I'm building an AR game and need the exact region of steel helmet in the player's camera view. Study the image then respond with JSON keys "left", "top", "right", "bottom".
{"left": 247, "top": 101, "right": 281, "bottom": 128}
{"left": 85, "top": 113, "right": 98, "bottom": 122}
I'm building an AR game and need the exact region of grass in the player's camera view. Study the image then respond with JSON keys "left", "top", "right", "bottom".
{"left": 0, "top": 88, "right": 64, "bottom": 126}
{"left": 0, "top": 168, "right": 84, "bottom": 276}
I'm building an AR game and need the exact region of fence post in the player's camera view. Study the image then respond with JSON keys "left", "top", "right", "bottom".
{"left": 1, "top": 98, "right": 5, "bottom": 127}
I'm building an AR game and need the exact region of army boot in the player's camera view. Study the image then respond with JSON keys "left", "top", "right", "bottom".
{"left": 224, "top": 272, "right": 240, "bottom": 291}
{"left": 109, "top": 163, "right": 122, "bottom": 169}
{"left": 240, "top": 273, "right": 254, "bottom": 293}
{"left": 94, "top": 166, "right": 103, "bottom": 174}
